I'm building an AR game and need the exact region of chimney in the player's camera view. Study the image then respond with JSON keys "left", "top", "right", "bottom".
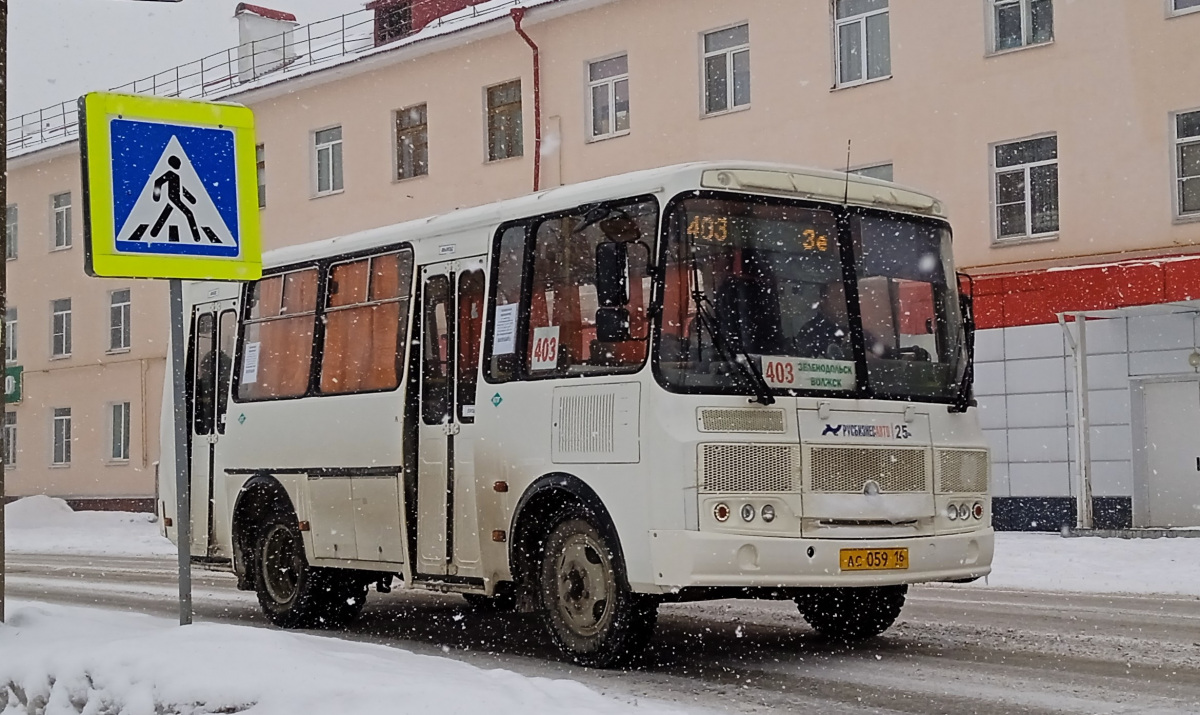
{"left": 235, "top": 3, "right": 299, "bottom": 83}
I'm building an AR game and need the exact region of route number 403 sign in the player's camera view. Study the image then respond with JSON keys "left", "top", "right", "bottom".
{"left": 761, "top": 356, "right": 856, "bottom": 391}
{"left": 531, "top": 326, "right": 560, "bottom": 371}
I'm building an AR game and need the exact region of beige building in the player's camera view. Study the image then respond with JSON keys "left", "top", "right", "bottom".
{"left": 4, "top": 0, "right": 1200, "bottom": 525}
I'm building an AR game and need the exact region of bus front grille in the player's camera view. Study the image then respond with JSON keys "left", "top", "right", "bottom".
{"left": 699, "top": 443, "right": 800, "bottom": 493}
{"left": 936, "top": 449, "right": 990, "bottom": 493}
{"left": 808, "top": 446, "right": 928, "bottom": 493}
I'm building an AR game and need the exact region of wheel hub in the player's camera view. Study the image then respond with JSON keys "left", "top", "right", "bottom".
{"left": 555, "top": 533, "right": 613, "bottom": 636}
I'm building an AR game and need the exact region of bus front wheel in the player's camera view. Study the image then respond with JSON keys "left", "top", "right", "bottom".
{"left": 795, "top": 585, "right": 907, "bottom": 640}
{"left": 254, "top": 512, "right": 368, "bottom": 629}
{"left": 539, "top": 516, "right": 657, "bottom": 668}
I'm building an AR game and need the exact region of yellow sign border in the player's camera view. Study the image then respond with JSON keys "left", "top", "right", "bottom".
{"left": 82, "top": 92, "right": 262, "bottom": 281}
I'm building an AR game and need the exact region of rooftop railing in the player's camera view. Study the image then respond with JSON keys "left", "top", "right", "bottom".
{"left": 7, "top": 0, "right": 526, "bottom": 156}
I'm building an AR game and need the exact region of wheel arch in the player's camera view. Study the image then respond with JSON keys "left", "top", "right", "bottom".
{"left": 508, "top": 472, "right": 630, "bottom": 589}
{"left": 230, "top": 474, "right": 296, "bottom": 591}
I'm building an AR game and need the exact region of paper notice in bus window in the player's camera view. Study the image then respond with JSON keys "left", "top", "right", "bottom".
{"left": 241, "top": 342, "right": 262, "bottom": 384}
{"left": 530, "top": 326, "right": 560, "bottom": 371}
{"left": 493, "top": 303, "right": 519, "bottom": 355}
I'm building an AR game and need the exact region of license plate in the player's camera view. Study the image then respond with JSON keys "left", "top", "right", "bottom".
{"left": 839, "top": 548, "right": 909, "bottom": 571}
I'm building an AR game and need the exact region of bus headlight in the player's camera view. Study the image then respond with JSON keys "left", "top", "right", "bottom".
{"left": 973, "top": 502, "right": 984, "bottom": 520}
{"left": 947, "top": 504, "right": 959, "bottom": 521}
{"left": 761, "top": 504, "right": 776, "bottom": 523}
{"left": 741, "top": 504, "right": 756, "bottom": 522}
{"left": 714, "top": 503, "right": 731, "bottom": 522}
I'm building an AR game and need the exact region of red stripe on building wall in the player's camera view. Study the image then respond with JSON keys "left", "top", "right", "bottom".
{"left": 971, "top": 254, "right": 1200, "bottom": 330}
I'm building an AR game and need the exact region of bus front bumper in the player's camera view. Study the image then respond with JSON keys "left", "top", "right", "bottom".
{"left": 647, "top": 528, "right": 993, "bottom": 590}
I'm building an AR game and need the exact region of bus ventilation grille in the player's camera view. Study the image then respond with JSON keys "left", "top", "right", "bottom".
{"left": 699, "top": 443, "right": 800, "bottom": 492}
{"left": 808, "top": 446, "right": 927, "bottom": 493}
{"left": 698, "top": 408, "right": 786, "bottom": 433}
{"left": 936, "top": 449, "right": 990, "bottom": 493}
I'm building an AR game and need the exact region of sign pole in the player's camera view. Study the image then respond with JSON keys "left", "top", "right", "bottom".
{"left": 170, "top": 278, "right": 192, "bottom": 625}
{"left": 1, "top": 0, "right": 9, "bottom": 626}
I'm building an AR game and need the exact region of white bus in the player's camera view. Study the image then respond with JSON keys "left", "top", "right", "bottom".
{"left": 160, "top": 161, "right": 992, "bottom": 667}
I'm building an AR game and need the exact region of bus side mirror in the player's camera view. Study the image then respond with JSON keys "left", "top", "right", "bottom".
{"left": 595, "top": 242, "right": 629, "bottom": 307}
{"left": 596, "top": 307, "right": 631, "bottom": 342}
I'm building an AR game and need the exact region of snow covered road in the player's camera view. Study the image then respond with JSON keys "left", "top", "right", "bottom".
{"left": 6, "top": 552, "right": 1200, "bottom": 714}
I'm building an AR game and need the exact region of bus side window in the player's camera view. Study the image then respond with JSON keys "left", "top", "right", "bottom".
{"left": 192, "top": 312, "right": 217, "bottom": 435}
{"left": 237, "top": 268, "right": 319, "bottom": 401}
{"left": 216, "top": 310, "right": 236, "bottom": 433}
{"left": 422, "top": 274, "right": 454, "bottom": 425}
{"left": 457, "top": 269, "right": 485, "bottom": 422}
{"left": 320, "top": 249, "right": 414, "bottom": 394}
{"left": 487, "top": 225, "right": 528, "bottom": 382}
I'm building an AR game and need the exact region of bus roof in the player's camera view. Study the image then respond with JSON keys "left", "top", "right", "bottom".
{"left": 262, "top": 161, "right": 947, "bottom": 269}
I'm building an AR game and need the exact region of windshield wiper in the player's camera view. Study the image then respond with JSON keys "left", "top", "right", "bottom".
{"left": 688, "top": 262, "right": 776, "bottom": 406}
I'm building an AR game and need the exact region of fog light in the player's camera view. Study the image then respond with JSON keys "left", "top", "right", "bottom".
{"left": 973, "top": 502, "right": 984, "bottom": 520}
{"left": 714, "top": 503, "right": 731, "bottom": 522}
{"left": 947, "top": 504, "right": 959, "bottom": 521}
{"left": 761, "top": 504, "right": 776, "bottom": 523}
{"left": 741, "top": 503, "right": 756, "bottom": 522}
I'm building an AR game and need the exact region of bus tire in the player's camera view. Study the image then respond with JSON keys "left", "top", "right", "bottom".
{"left": 539, "top": 516, "right": 657, "bottom": 668}
{"left": 796, "top": 585, "right": 907, "bottom": 640}
{"left": 254, "top": 512, "right": 368, "bottom": 629}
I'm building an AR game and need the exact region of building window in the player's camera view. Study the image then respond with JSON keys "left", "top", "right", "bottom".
{"left": 110, "top": 289, "right": 131, "bottom": 352}
{"left": 835, "top": 0, "right": 890, "bottom": 86}
{"left": 852, "top": 163, "right": 894, "bottom": 181}
{"left": 395, "top": 104, "right": 429, "bottom": 180}
{"left": 51, "top": 298, "right": 72, "bottom": 357}
{"left": 3, "top": 411, "right": 15, "bottom": 467}
{"left": 4, "top": 308, "right": 15, "bottom": 363}
{"left": 991, "top": 0, "right": 1053, "bottom": 53}
{"left": 52, "top": 192, "right": 72, "bottom": 249}
{"left": 487, "top": 81, "right": 523, "bottom": 162}
{"left": 702, "top": 24, "right": 750, "bottom": 115}
{"left": 52, "top": 407, "right": 71, "bottom": 465}
{"left": 5, "top": 205, "right": 16, "bottom": 260}
{"left": 994, "top": 135, "right": 1059, "bottom": 241}
{"left": 1175, "top": 110, "right": 1200, "bottom": 218}
{"left": 375, "top": 1, "right": 413, "bottom": 45}
{"left": 256, "top": 144, "right": 266, "bottom": 209}
{"left": 588, "top": 55, "right": 630, "bottom": 139}
{"left": 1170, "top": 0, "right": 1200, "bottom": 15}
{"left": 314, "top": 126, "right": 344, "bottom": 195}
{"left": 110, "top": 402, "right": 131, "bottom": 461}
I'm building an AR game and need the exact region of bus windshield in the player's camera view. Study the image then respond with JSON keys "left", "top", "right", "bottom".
{"left": 656, "top": 194, "right": 967, "bottom": 402}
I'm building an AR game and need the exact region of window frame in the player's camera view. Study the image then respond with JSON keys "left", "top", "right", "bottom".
{"left": 5, "top": 204, "right": 16, "bottom": 260}
{"left": 312, "top": 125, "right": 345, "bottom": 197}
{"left": 485, "top": 80, "right": 524, "bottom": 162}
{"left": 586, "top": 53, "right": 631, "bottom": 141}
{"left": 990, "top": 133, "right": 1060, "bottom": 244}
{"left": 482, "top": 194, "right": 660, "bottom": 385}
{"left": 2, "top": 410, "right": 15, "bottom": 468}
{"left": 256, "top": 143, "right": 267, "bottom": 209}
{"left": 109, "top": 401, "right": 131, "bottom": 463}
{"left": 700, "top": 22, "right": 751, "bottom": 117}
{"left": 51, "top": 407, "right": 71, "bottom": 466}
{"left": 1173, "top": 108, "right": 1200, "bottom": 222}
{"left": 833, "top": 0, "right": 891, "bottom": 89}
{"left": 987, "top": 0, "right": 1054, "bottom": 55}
{"left": 1167, "top": 0, "right": 1200, "bottom": 18}
{"left": 4, "top": 307, "right": 15, "bottom": 364}
{"left": 394, "top": 103, "right": 430, "bottom": 181}
{"left": 51, "top": 192, "right": 72, "bottom": 250}
{"left": 109, "top": 288, "right": 132, "bottom": 353}
{"left": 232, "top": 243, "right": 416, "bottom": 404}
{"left": 51, "top": 298, "right": 72, "bottom": 359}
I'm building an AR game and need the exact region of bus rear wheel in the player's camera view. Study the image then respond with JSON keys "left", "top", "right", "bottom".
{"left": 254, "top": 512, "right": 368, "bottom": 629}
{"left": 539, "top": 516, "right": 657, "bottom": 668}
{"left": 795, "top": 585, "right": 907, "bottom": 640}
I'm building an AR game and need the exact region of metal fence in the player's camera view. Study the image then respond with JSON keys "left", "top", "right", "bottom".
{"left": 7, "top": 1, "right": 527, "bottom": 155}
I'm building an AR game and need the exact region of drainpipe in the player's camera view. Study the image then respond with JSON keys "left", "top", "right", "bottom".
{"left": 510, "top": 7, "right": 541, "bottom": 192}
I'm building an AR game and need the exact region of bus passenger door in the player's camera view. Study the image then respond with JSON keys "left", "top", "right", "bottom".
{"left": 416, "top": 258, "right": 486, "bottom": 578}
{"left": 187, "top": 301, "right": 237, "bottom": 558}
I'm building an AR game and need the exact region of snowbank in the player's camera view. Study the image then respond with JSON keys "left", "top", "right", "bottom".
{"left": 981, "top": 532, "right": 1200, "bottom": 596}
{"left": 0, "top": 602, "right": 683, "bottom": 715}
{"left": 4, "top": 496, "right": 175, "bottom": 557}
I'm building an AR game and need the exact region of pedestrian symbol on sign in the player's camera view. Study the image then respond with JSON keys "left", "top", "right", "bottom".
{"left": 116, "top": 135, "right": 236, "bottom": 252}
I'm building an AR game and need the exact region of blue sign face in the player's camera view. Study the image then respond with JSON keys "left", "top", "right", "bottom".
{"left": 109, "top": 119, "right": 241, "bottom": 258}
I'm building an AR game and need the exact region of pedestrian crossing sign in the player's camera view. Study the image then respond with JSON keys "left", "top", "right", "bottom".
{"left": 80, "top": 92, "right": 262, "bottom": 281}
